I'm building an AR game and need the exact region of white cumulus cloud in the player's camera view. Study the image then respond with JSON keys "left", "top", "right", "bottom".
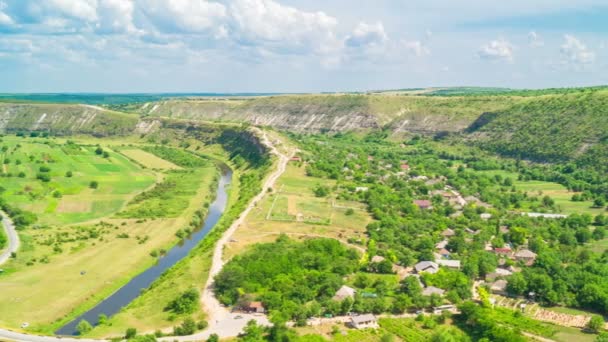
{"left": 139, "top": 0, "right": 227, "bottom": 34}
{"left": 560, "top": 34, "right": 595, "bottom": 66}
{"left": 478, "top": 39, "right": 514, "bottom": 62}
{"left": 229, "top": 0, "right": 338, "bottom": 54}
{"left": 345, "top": 22, "right": 388, "bottom": 48}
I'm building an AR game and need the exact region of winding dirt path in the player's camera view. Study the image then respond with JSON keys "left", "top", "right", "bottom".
{"left": 204, "top": 129, "right": 290, "bottom": 317}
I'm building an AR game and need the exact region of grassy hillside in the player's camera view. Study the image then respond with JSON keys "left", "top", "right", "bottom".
{"left": 2, "top": 87, "right": 608, "bottom": 168}
{"left": 0, "top": 103, "right": 138, "bottom": 136}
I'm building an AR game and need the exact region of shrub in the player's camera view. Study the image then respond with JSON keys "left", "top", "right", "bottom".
{"left": 76, "top": 319, "right": 93, "bottom": 335}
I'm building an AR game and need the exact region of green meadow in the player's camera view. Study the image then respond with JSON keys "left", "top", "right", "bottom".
{"left": 0, "top": 136, "right": 156, "bottom": 225}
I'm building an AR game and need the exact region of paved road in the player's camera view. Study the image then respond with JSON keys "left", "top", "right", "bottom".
{"left": 0, "top": 210, "right": 19, "bottom": 266}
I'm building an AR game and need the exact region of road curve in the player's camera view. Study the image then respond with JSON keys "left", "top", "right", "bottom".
{"left": 0, "top": 210, "right": 19, "bottom": 266}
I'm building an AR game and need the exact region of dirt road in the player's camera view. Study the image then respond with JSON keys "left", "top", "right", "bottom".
{"left": 160, "top": 129, "right": 292, "bottom": 341}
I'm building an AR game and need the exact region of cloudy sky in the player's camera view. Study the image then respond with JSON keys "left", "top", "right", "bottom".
{"left": 0, "top": 0, "right": 606, "bottom": 92}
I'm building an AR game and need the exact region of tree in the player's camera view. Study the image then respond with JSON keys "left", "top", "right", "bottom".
{"left": 90, "top": 181, "right": 99, "bottom": 189}
{"left": 239, "top": 320, "right": 265, "bottom": 342}
{"left": 76, "top": 319, "right": 93, "bottom": 335}
{"left": 593, "top": 198, "right": 606, "bottom": 208}
{"left": 596, "top": 332, "right": 608, "bottom": 342}
{"left": 95, "top": 147, "right": 103, "bottom": 155}
{"left": 125, "top": 327, "right": 138, "bottom": 339}
{"left": 507, "top": 273, "right": 528, "bottom": 296}
{"left": 207, "top": 334, "right": 219, "bottom": 342}
{"left": 587, "top": 315, "right": 605, "bottom": 333}
{"left": 66, "top": 171, "right": 73, "bottom": 178}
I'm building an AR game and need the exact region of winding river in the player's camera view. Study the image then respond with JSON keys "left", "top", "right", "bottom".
{"left": 56, "top": 166, "right": 232, "bottom": 336}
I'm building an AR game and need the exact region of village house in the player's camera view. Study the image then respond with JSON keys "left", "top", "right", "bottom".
{"left": 400, "top": 163, "right": 410, "bottom": 171}
{"left": 480, "top": 213, "right": 492, "bottom": 220}
{"left": 290, "top": 156, "right": 302, "bottom": 162}
{"left": 413, "top": 199, "right": 433, "bottom": 210}
{"left": 333, "top": 285, "right": 356, "bottom": 301}
{"left": 355, "top": 186, "right": 369, "bottom": 192}
{"left": 437, "top": 248, "right": 451, "bottom": 258}
{"left": 245, "top": 301, "right": 265, "bottom": 313}
{"left": 350, "top": 314, "right": 378, "bottom": 329}
{"left": 435, "top": 239, "right": 449, "bottom": 249}
{"left": 490, "top": 279, "right": 508, "bottom": 295}
{"left": 493, "top": 247, "right": 513, "bottom": 257}
{"left": 485, "top": 268, "right": 513, "bottom": 281}
{"left": 414, "top": 261, "right": 439, "bottom": 274}
{"left": 465, "top": 228, "right": 479, "bottom": 235}
{"left": 422, "top": 286, "right": 446, "bottom": 296}
{"left": 514, "top": 249, "right": 537, "bottom": 265}
{"left": 441, "top": 228, "right": 455, "bottom": 238}
{"left": 437, "top": 259, "right": 461, "bottom": 270}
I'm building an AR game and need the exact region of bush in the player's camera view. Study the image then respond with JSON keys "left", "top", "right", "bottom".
{"left": 66, "top": 171, "right": 73, "bottom": 177}
{"left": 76, "top": 319, "right": 93, "bottom": 335}
{"left": 125, "top": 327, "right": 138, "bottom": 339}
{"left": 173, "top": 318, "right": 196, "bottom": 336}
{"left": 90, "top": 181, "right": 99, "bottom": 189}
{"left": 165, "top": 288, "right": 200, "bottom": 314}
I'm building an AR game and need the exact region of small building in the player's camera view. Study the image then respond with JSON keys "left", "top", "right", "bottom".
{"left": 437, "top": 259, "right": 461, "bottom": 269}
{"left": 480, "top": 213, "right": 492, "bottom": 220}
{"left": 414, "top": 261, "right": 439, "bottom": 274}
{"left": 413, "top": 200, "right": 433, "bottom": 210}
{"left": 514, "top": 249, "right": 537, "bottom": 265}
{"left": 333, "top": 285, "right": 356, "bottom": 301}
{"left": 441, "top": 228, "right": 455, "bottom": 237}
{"left": 437, "top": 248, "right": 451, "bottom": 258}
{"left": 290, "top": 156, "right": 302, "bottom": 162}
{"left": 435, "top": 239, "right": 449, "bottom": 250}
{"left": 400, "top": 164, "right": 410, "bottom": 171}
{"left": 465, "top": 228, "right": 479, "bottom": 235}
{"left": 350, "top": 314, "right": 378, "bottom": 329}
{"left": 493, "top": 247, "right": 513, "bottom": 257}
{"left": 355, "top": 186, "right": 369, "bottom": 192}
{"left": 490, "top": 279, "right": 508, "bottom": 295}
{"left": 246, "top": 301, "right": 265, "bottom": 313}
{"left": 422, "top": 286, "right": 445, "bottom": 296}
{"left": 485, "top": 268, "right": 513, "bottom": 281}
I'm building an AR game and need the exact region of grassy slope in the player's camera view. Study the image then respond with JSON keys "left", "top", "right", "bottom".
{"left": 0, "top": 138, "right": 217, "bottom": 334}
{"left": 0, "top": 137, "right": 156, "bottom": 225}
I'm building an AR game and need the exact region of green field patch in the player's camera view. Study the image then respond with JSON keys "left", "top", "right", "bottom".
{"left": 117, "top": 168, "right": 213, "bottom": 219}
{"left": 119, "top": 149, "right": 181, "bottom": 170}
{"left": 93, "top": 163, "right": 122, "bottom": 172}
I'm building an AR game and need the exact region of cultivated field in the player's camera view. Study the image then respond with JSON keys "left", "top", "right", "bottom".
{"left": 120, "top": 149, "right": 181, "bottom": 170}
{"left": 0, "top": 136, "right": 156, "bottom": 225}
{"left": 224, "top": 162, "right": 372, "bottom": 260}
{"left": 0, "top": 136, "right": 218, "bottom": 334}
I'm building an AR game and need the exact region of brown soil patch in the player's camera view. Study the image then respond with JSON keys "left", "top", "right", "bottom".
{"left": 57, "top": 199, "right": 91, "bottom": 213}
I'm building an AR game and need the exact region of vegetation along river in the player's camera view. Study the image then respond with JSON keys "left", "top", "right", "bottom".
{"left": 56, "top": 166, "right": 232, "bottom": 336}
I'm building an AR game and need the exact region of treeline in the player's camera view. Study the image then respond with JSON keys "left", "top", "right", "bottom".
{"left": 0, "top": 198, "right": 37, "bottom": 229}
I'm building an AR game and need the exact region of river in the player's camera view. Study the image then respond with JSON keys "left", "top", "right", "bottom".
{"left": 56, "top": 166, "right": 232, "bottom": 336}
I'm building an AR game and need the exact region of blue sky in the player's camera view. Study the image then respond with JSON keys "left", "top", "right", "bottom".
{"left": 0, "top": 0, "right": 606, "bottom": 93}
